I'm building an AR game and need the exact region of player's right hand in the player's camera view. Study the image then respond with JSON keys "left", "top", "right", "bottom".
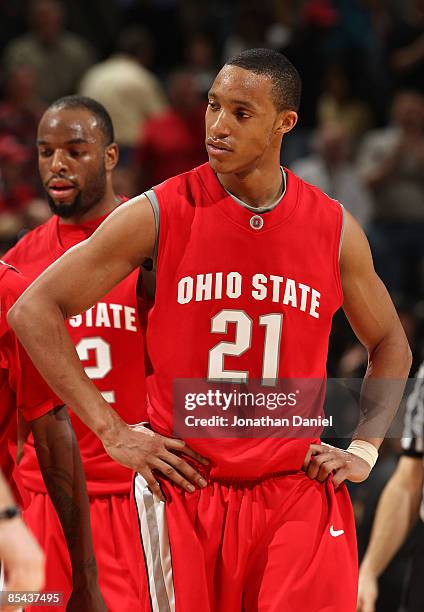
{"left": 101, "top": 423, "right": 209, "bottom": 501}
{"left": 356, "top": 565, "right": 378, "bottom": 612}
{"left": 0, "top": 516, "right": 45, "bottom": 609}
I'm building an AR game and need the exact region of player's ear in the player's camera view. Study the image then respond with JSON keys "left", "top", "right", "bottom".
{"left": 105, "top": 143, "right": 119, "bottom": 171}
{"left": 275, "top": 110, "right": 298, "bottom": 136}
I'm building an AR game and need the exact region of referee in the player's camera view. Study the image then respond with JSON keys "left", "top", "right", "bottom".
{"left": 357, "top": 362, "right": 424, "bottom": 612}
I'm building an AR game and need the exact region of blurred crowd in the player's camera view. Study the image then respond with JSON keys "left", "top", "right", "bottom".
{"left": 0, "top": 1, "right": 423, "bottom": 609}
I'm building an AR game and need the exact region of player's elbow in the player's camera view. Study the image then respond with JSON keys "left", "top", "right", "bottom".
{"left": 7, "top": 292, "right": 37, "bottom": 337}
{"left": 387, "top": 323, "right": 413, "bottom": 376}
{"left": 400, "top": 334, "right": 413, "bottom": 376}
{"left": 397, "top": 341, "right": 413, "bottom": 380}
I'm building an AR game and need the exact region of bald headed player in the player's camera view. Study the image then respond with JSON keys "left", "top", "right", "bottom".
{"left": 10, "top": 52, "right": 411, "bottom": 611}
{"left": 3, "top": 96, "right": 207, "bottom": 611}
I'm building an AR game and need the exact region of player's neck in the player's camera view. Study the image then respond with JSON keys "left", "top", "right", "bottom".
{"left": 59, "top": 188, "right": 122, "bottom": 225}
{"left": 217, "top": 165, "right": 284, "bottom": 209}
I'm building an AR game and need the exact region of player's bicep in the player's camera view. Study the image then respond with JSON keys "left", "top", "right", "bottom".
{"left": 19, "top": 194, "right": 156, "bottom": 318}
{"left": 340, "top": 211, "right": 401, "bottom": 350}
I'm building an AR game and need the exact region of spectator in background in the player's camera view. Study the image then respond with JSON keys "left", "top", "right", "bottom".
{"left": 357, "top": 89, "right": 424, "bottom": 298}
{"left": 184, "top": 33, "right": 217, "bottom": 97}
{"left": 0, "top": 65, "right": 44, "bottom": 146}
{"left": 385, "top": 0, "right": 424, "bottom": 93}
{"left": 291, "top": 121, "right": 372, "bottom": 227}
{"left": 133, "top": 68, "right": 207, "bottom": 191}
{"left": 222, "top": 2, "right": 270, "bottom": 61}
{"left": 0, "top": 135, "right": 36, "bottom": 214}
{"left": 317, "top": 64, "right": 373, "bottom": 145}
{"left": 79, "top": 26, "right": 166, "bottom": 159}
{"left": 2, "top": 0, "right": 94, "bottom": 105}
{"left": 0, "top": 65, "right": 45, "bottom": 193}
{"left": 278, "top": 0, "right": 339, "bottom": 164}
{"left": 0, "top": 213, "right": 23, "bottom": 257}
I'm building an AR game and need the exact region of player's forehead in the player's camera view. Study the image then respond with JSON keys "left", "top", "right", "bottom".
{"left": 209, "top": 65, "right": 273, "bottom": 108}
{"left": 37, "top": 107, "right": 101, "bottom": 145}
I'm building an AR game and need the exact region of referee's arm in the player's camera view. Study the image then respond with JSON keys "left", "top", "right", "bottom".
{"left": 357, "top": 456, "right": 423, "bottom": 611}
{"left": 357, "top": 367, "right": 424, "bottom": 612}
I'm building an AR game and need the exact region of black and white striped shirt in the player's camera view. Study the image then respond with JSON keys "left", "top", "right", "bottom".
{"left": 401, "top": 362, "right": 424, "bottom": 521}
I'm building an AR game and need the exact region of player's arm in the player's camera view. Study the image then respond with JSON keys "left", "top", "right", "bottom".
{"left": 304, "top": 211, "right": 412, "bottom": 486}
{"left": 0, "top": 470, "right": 44, "bottom": 600}
{"left": 8, "top": 196, "right": 208, "bottom": 499}
{"left": 10, "top": 196, "right": 154, "bottom": 433}
{"left": 30, "top": 406, "right": 106, "bottom": 612}
{"left": 357, "top": 455, "right": 423, "bottom": 612}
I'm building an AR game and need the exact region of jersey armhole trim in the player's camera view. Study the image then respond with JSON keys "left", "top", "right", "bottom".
{"left": 332, "top": 199, "right": 345, "bottom": 308}
{"left": 338, "top": 202, "right": 345, "bottom": 260}
{"left": 144, "top": 189, "right": 160, "bottom": 272}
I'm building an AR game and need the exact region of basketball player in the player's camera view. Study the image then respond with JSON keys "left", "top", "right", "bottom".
{"left": 9, "top": 50, "right": 412, "bottom": 611}
{"left": 357, "top": 363, "right": 424, "bottom": 612}
{"left": 3, "top": 97, "right": 207, "bottom": 611}
{"left": 0, "top": 261, "right": 105, "bottom": 610}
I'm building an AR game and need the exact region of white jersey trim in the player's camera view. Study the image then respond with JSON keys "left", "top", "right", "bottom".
{"left": 134, "top": 474, "right": 175, "bottom": 612}
{"left": 338, "top": 202, "right": 345, "bottom": 261}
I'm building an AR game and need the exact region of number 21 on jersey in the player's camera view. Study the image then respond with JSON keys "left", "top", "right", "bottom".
{"left": 208, "top": 309, "right": 283, "bottom": 386}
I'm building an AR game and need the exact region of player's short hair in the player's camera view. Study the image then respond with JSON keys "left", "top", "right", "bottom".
{"left": 225, "top": 48, "right": 301, "bottom": 112}
{"left": 47, "top": 95, "right": 115, "bottom": 145}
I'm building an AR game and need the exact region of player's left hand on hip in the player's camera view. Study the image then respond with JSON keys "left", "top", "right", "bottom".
{"left": 302, "top": 443, "right": 371, "bottom": 488}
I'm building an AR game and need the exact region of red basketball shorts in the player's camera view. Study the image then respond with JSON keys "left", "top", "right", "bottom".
{"left": 132, "top": 470, "right": 358, "bottom": 612}
{"left": 23, "top": 490, "right": 141, "bottom": 612}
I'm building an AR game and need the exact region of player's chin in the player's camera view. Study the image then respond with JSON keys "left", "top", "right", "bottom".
{"left": 47, "top": 189, "right": 78, "bottom": 206}
{"left": 207, "top": 155, "right": 235, "bottom": 174}
{"left": 46, "top": 192, "right": 79, "bottom": 217}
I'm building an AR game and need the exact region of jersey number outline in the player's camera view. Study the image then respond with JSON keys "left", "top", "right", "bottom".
{"left": 76, "top": 337, "right": 115, "bottom": 403}
{"left": 207, "top": 309, "right": 283, "bottom": 386}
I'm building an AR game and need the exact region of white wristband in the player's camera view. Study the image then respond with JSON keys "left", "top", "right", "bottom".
{"left": 346, "top": 440, "right": 379, "bottom": 469}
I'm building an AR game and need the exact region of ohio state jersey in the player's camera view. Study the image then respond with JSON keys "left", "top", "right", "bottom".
{"left": 4, "top": 212, "right": 147, "bottom": 494}
{"left": 0, "top": 262, "right": 56, "bottom": 502}
{"left": 144, "top": 163, "right": 343, "bottom": 479}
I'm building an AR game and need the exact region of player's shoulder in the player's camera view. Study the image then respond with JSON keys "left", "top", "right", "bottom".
{"left": 0, "top": 262, "right": 28, "bottom": 339}
{"left": 155, "top": 163, "right": 207, "bottom": 189}
{"left": 286, "top": 167, "right": 343, "bottom": 214}
{"left": 151, "top": 163, "right": 210, "bottom": 203}
{"left": 0, "top": 261, "right": 28, "bottom": 300}
{"left": 4, "top": 217, "right": 54, "bottom": 261}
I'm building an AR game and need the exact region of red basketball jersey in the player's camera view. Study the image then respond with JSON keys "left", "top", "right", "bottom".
{"left": 144, "top": 163, "right": 343, "bottom": 479}
{"left": 4, "top": 212, "right": 147, "bottom": 495}
{"left": 0, "top": 262, "right": 56, "bottom": 502}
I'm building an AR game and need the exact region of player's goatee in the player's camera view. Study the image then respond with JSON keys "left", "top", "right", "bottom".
{"left": 46, "top": 191, "right": 84, "bottom": 219}
{"left": 46, "top": 165, "right": 107, "bottom": 219}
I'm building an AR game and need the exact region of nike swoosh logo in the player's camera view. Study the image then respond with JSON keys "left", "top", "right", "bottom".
{"left": 330, "top": 525, "right": 344, "bottom": 537}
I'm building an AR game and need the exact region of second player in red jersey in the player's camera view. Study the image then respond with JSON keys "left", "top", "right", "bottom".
{"left": 4, "top": 97, "right": 147, "bottom": 611}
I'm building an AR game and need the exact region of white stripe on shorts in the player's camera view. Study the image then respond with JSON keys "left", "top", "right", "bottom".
{"left": 134, "top": 474, "right": 175, "bottom": 612}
